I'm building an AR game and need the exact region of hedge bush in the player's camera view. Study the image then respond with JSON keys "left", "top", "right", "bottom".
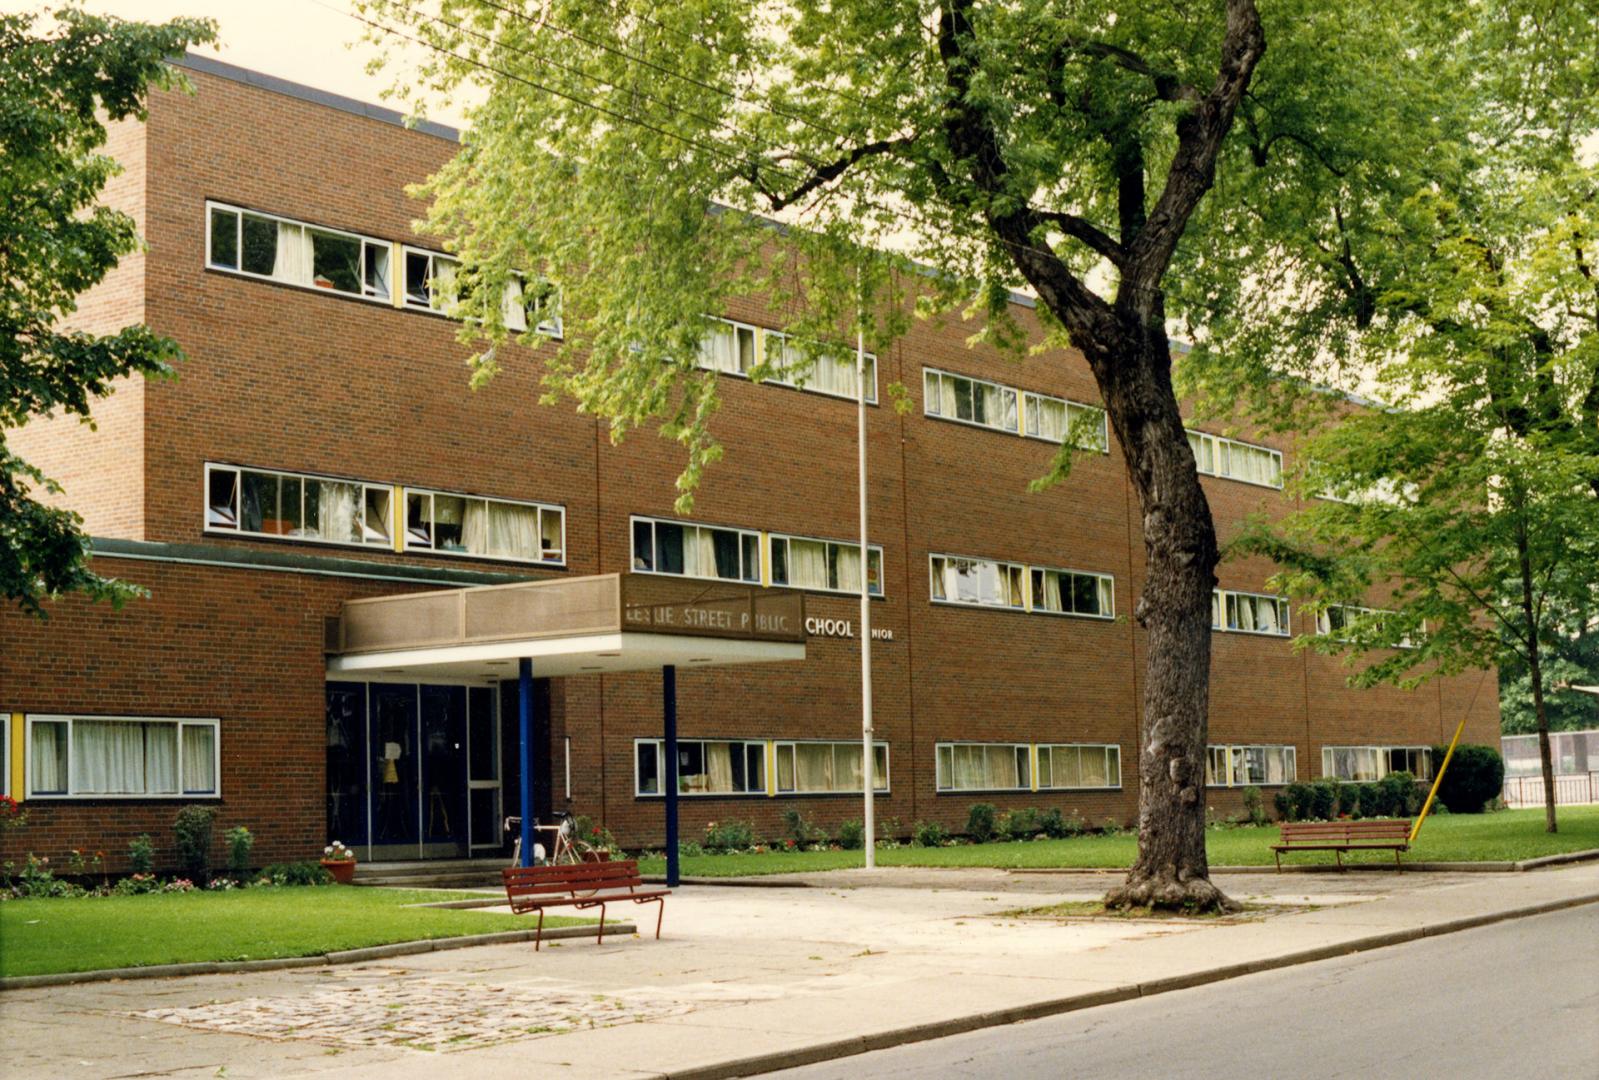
{"left": 912, "top": 820, "right": 949, "bottom": 847}
{"left": 999, "top": 807, "right": 1038, "bottom": 841}
{"left": 966, "top": 803, "right": 998, "bottom": 843}
{"left": 1429, "top": 744, "right": 1505, "bottom": 813}
{"left": 837, "top": 819, "right": 865, "bottom": 850}
{"left": 172, "top": 805, "right": 217, "bottom": 882}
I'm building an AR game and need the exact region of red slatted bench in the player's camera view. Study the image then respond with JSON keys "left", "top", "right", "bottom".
{"left": 1272, "top": 819, "right": 1412, "bottom": 871}
{"left": 502, "top": 860, "right": 670, "bottom": 949}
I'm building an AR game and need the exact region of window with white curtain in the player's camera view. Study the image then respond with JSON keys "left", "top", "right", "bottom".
{"left": 929, "top": 554, "right": 1026, "bottom": 609}
{"left": 1214, "top": 590, "right": 1291, "bottom": 636}
{"left": 631, "top": 516, "right": 761, "bottom": 583}
{"left": 1321, "top": 746, "right": 1433, "bottom": 782}
{"left": 1037, "top": 744, "right": 1122, "bottom": 789}
{"left": 634, "top": 739, "right": 766, "bottom": 795}
{"left": 762, "top": 330, "right": 878, "bottom": 402}
{"left": 770, "top": 533, "right": 884, "bottom": 596}
{"left": 1186, "top": 430, "right": 1284, "bottom": 488}
{"left": 694, "top": 319, "right": 876, "bottom": 402}
{"left": 404, "top": 488, "right": 565, "bottom": 564}
{"left": 775, "top": 741, "right": 890, "bottom": 794}
{"left": 26, "top": 716, "right": 219, "bottom": 798}
{"left": 1022, "top": 391, "right": 1109, "bottom": 452}
{"left": 1030, "top": 567, "right": 1114, "bottom": 619}
{"left": 1317, "top": 604, "right": 1416, "bottom": 648}
{"left": 1206, "top": 744, "right": 1296, "bottom": 787}
{"left": 923, "top": 368, "right": 1019, "bottom": 433}
{"left": 205, "top": 463, "right": 392, "bottom": 549}
{"left": 935, "top": 743, "right": 1031, "bottom": 792}
{"left": 207, "top": 202, "right": 391, "bottom": 302}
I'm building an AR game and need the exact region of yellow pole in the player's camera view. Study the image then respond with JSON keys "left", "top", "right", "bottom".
{"left": 1410, "top": 716, "right": 1468, "bottom": 844}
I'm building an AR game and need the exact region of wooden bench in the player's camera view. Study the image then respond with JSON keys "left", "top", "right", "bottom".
{"left": 1271, "top": 819, "right": 1412, "bottom": 871}
{"left": 502, "top": 860, "right": 670, "bottom": 949}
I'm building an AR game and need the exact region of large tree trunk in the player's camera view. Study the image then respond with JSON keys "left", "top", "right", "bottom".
{"left": 1090, "top": 317, "right": 1234, "bottom": 913}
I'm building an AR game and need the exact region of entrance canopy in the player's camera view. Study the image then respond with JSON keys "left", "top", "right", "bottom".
{"left": 326, "top": 572, "right": 806, "bottom": 679}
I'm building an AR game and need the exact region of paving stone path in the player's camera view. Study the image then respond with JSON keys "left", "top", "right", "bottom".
{"left": 132, "top": 968, "right": 709, "bottom": 1053}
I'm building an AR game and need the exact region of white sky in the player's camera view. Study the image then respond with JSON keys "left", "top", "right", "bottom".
{"left": 7, "top": 0, "right": 472, "bottom": 127}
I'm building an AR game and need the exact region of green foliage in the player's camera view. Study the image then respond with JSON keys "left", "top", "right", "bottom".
{"left": 225, "top": 826, "right": 254, "bottom": 876}
{"left": 171, "top": 805, "right": 216, "bottom": 882}
{"left": 965, "top": 803, "right": 998, "bottom": 844}
{"left": 127, "top": 834, "right": 155, "bottom": 875}
{"left": 1240, "top": 786, "right": 1267, "bottom": 826}
{"left": 1309, "top": 782, "right": 1338, "bottom": 822}
{"left": 571, "top": 815, "right": 618, "bottom": 852}
{"left": 259, "top": 861, "right": 334, "bottom": 887}
{"left": 780, "top": 806, "right": 822, "bottom": 846}
{"left": 911, "top": 820, "right": 949, "bottom": 848}
{"left": 1037, "top": 808, "right": 1084, "bottom": 839}
{"left": 998, "top": 808, "right": 1039, "bottom": 841}
{"left": 1499, "top": 611, "right": 1599, "bottom": 734}
{"left": 0, "top": 7, "right": 214, "bottom": 615}
{"left": 702, "top": 819, "right": 755, "bottom": 853}
{"left": 4, "top": 855, "right": 85, "bottom": 899}
{"left": 876, "top": 816, "right": 903, "bottom": 842}
{"left": 1431, "top": 745, "right": 1506, "bottom": 814}
{"left": 837, "top": 820, "right": 865, "bottom": 850}
{"left": 1379, "top": 771, "right": 1421, "bottom": 817}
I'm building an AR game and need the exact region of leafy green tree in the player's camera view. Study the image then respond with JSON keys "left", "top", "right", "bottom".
{"left": 1, "top": 7, "right": 215, "bottom": 616}
{"left": 1230, "top": 7, "right": 1599, "bottom": 834}
{"left": 359, "top": 0, "right": 1468, "bottom": 910}
{"left": 1500, "top": 607, "right": 1599, "bottom": 736}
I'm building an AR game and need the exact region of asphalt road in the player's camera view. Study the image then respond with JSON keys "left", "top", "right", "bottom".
{"left": 770, "top": 904, "right": 1599, "bottom": 1080}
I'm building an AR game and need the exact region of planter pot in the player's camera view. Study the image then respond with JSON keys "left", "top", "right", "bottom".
{"left": 321, "top": 859, "right": 357, "bottom": 884}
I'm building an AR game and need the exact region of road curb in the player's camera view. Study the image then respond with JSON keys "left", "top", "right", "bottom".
{"left": 658, "top": 892, "right": 1599, "bottom": 1079}
{"left": 0, "top": 922, "right": 637, "bottom": 992}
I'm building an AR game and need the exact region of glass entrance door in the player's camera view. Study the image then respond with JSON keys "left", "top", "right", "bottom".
{"left": 420, "top": 686, "right": 468, "bottom": 858}
{"left": 327, "top": 681, "right": 502, "bottom": 860}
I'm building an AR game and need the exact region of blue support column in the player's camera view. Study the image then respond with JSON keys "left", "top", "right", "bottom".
{"left": 663, "top": 664, "right": 680, "bottom": 887}
{"left": 519, "top": 657, "right": 535, "bottom": 867}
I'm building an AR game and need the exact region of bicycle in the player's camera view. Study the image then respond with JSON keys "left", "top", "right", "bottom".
{"left": 504, "top": 811, "right": 599, "bottom": 866}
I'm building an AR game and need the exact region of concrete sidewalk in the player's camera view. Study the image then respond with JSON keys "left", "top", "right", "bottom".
{"left": 3, "top": 864, "right": 1596, "bottom": 1079}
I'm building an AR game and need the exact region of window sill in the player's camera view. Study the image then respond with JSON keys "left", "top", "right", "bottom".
{"left": 922, "top": 410, "right": 1020, "bottom": 437}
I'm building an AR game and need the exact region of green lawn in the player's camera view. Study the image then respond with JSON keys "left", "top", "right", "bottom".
{"left": 635, "top": 805, "right": 1599, "bottom": 878}
{"left": 0, "top": 887, "right": 587, "bottom": 979}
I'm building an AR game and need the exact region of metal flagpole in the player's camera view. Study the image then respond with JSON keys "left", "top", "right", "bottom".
{"left": 858, "top": 265, "right": 876, "bottom": 870}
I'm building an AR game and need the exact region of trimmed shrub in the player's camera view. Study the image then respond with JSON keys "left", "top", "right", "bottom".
{"left": 702, "top": 819, "right": 755, "bottom": 853}
{"left": 1273, "top": 789, "right": 1293, "bottom": 820}
{"left": 172, "top": 805, "right": 217, "bottom": 882}
{"left": 780, "top": 806, "right": 821, "bottom": 845}
{"left": 1283, "top": 782, "right": 1317, "bottom": 822}
{"left": 226, "top": 826, "right": 254, "bottom": 876}
{"left": 128, "top": 834, "right": 155, "bottom": 875}
{"left": 837, "top": 820, "right": 865, "bottom": 850}
{"left": 1336, "top": 782, "right": 1360, "bottom": 819}
{"left": 1356, "top": 782, "right": 1384, "bottom": 818}
{"left": 1429, "top": 745, "right": 1505, "bottom": 814}
{"left": 1036, "top": 808, "right": 1068, "bottom": 838}
{"left": 1241, "top": 786, "right": 1267, "bottom": 826}
{"left": 966, "top": 803, "right": 998, "bottom": 843}
{"left": 999, "top": 807, "right": 1039, "bottom": 841}
{"left": 1380, "top": 771, "right": 1420, "bottom": 817}
{"left": 912, "top": 820, "right": 949, "bottom": 847}
{"left": 259, "top": 861, "right": 333, "bottom": 886}
{"left": 1309, "top": 781, "right": 1338, "bottom": 822}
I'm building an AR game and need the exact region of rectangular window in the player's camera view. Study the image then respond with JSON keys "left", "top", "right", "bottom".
{"left": 26, "top": 716, "right": 219, "bottom": 798}
{"left": 402, "top": 246, "right": 460, "bottom": 313}
{"left": 929, "top": 554, "right": 1025, "bottom": 609}
{"left": 1317, "top": 604, "right": 1416, "bottom": 649}
{"left": 697, "top": 317, "right": 760, "bottom": 376}
{"left": 499, "top": 275, "right": 564, "bottom": 337}
{"left": 204, "top": 463, "right": 391, "bottom": 549}
{"left": 404, "top": 488, "right": 565, "bottom": 565}
{"left": 1186, "top": 430, "right": 1283, "bottom": 488}
{"left": 630, "top": 516, "right": 760, "bottom": 583}
{"left": 1320, "top": 746, "right": 1433, "bottom": 782}
{"left": 923, "top": 368, "right": 1019, "bottom": 433}
{"left": 1206, "top": 744, "right": 1296, "bottom": 787}
{"left": 206, "top": 202, "right": 391, "bottom": 303}
{"left": 763, "top": 330, "right": 877, "bottom": 403}
{"left": 773, "top": 741, "right": 890, "bottom": 794}
{"left": 633, "top": 739, "right": 766, "bottom": 796}
{"left": 1216, "top": 590, "right": 1291, "bottom": 636}
{"left": 770, "top": 533, "right": 884, "bottom": 596}
{"left": 1022, "top": 391, "right": 1109, "bottom": 452}
{"left": 934, "top": 743, "right": 1031, "bottom": 792}
{"left": 1030, "top": 567, "right": 1114, "bottom": 619}
{"left": 1036, "top": 744, "right": 1122, "bottom": 790}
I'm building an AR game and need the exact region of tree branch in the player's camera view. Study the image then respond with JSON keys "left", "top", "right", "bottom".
{"left": 749, "top": 137, "right": 915, "bottom": 212}
{"left": 1033, "top": 209, "right": 1127, "bottom": 267}
{"left": 1123, "top": 0, "right": 1266, "bottom": 292}
{"left": 1057, "top": 37, "right": 1200, "bottom": 103}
